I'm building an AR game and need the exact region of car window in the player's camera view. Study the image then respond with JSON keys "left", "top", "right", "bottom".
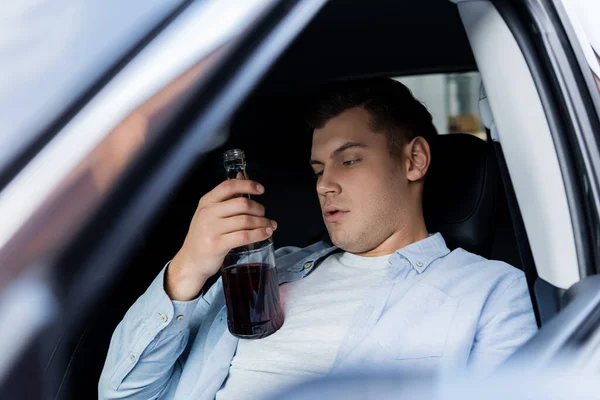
{"left": 559, "top": 0, "right": 600, "bottom": 91}
{"left": 395, "top": 72, "right": 486, "bottom": 140}
{"left": 0, "top": 0, "right": 282, "bottom": 390}
{"left": 0, "top": 0, "right": 188, "bottom": 177}
{"left": 596, "top": 55, "right": 600, "bottom": 91}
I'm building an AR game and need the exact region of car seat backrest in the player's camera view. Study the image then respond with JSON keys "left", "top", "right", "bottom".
{"left": 423, "top": 133, "right": 499, "bottom": 258}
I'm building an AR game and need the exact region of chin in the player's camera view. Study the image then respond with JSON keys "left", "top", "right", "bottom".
{"left": 329, "top": 232, "right": 362, "bottom": 253}
{"left": 328, "top": 230, "right": 345, "bottom": 248}
{"left": 329, "top": 226, "right": 383, "bottom": 254}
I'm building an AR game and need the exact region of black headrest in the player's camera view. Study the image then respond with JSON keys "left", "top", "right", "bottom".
{"left": 423, "top": 133, "right": 499, "bottom": 258}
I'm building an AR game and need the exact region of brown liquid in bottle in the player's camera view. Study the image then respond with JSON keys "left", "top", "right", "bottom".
{"left": 222, "top": 263, "right": 284, "bottom": 338}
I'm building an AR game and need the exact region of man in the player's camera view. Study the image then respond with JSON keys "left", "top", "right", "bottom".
{"left": 99, "top": 78, "right": 537, "bottom": 400}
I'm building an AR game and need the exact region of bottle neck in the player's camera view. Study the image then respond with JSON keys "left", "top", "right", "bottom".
{"left": 224, "top": 158, "right": 249, "bottom": 180}
{"left": 222, "top": 151, "right": 273, "bottom": 250}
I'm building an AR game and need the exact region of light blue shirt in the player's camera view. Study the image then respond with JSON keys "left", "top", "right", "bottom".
{"left": 99, "top": 233, "right": 538, "bottom": 400}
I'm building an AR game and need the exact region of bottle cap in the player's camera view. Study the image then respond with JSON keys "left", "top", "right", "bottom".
{"left": 223, "top": 149, "right": 245, "bottom": 162}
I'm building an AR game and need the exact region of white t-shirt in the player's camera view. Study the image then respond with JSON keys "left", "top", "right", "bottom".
{"left": 216, "top": 251, "right": 391, "bottom": 400}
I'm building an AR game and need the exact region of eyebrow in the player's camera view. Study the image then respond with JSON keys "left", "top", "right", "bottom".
{"left": 309, "top": 142, "right": 368, "bottom": 166}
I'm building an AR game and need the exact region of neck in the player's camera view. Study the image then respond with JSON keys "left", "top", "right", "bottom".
{"left": 355, "top": 216, "right": 429, "bottom": 257}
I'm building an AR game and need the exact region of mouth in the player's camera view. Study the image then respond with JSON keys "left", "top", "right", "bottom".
{"left": 323, "top": 207, "right": 349, "bottom": 223}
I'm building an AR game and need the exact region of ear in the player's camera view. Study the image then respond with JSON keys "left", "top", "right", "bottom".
{"left": 405, "top": 136, "right": 431, "bottom": 182}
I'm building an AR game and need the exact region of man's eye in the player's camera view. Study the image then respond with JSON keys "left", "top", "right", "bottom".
{"left": 313, "top": 171, "right": 323, "bottom": 179}
{"left": 343, "top": 159, "right": 360, "bottom": 166}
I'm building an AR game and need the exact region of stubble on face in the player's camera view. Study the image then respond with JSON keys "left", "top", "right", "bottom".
{"left": 328, "top": 168, "right": 408, "bottom": 254}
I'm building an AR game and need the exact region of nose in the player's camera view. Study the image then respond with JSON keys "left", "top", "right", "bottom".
{"left": 317, "top": 168, "right": 341, "bottom": 196}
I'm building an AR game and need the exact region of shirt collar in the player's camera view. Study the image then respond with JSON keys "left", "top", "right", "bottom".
{"left": 392, "top": 232, "right": 450, "bottom": 274}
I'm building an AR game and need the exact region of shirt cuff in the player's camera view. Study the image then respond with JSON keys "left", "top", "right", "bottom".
{"left": 145, "top": 262, "right": 205, "bottom": 335}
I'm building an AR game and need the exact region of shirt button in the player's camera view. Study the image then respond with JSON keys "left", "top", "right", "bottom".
{"left": 176, "top": 315, "right": 184, "bottom": 322}
{"left": 160, "top": 313, "right": 168, "bottom": 323}
{"left": 129, "top": 354, "right": 136, "bottom": 362}
{"left": 416, "top": 261, "right": 424, "bottom": 267}
{"left": 303, "top": 261, "right": 313, "bottom": 270}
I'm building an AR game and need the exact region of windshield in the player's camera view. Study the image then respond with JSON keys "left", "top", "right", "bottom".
{"left": 0, "top": 0, "right": 187, "bottom": 178}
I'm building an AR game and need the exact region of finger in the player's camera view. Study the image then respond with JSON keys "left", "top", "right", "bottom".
{"left": 203, "top": 179, "right": 264, "bottom": 204}
{"left": 221, "top": 227, "right": 274, "bottom": 250}
{"left": 212, "top": 197, "right": 266, "bottom": 218}
{"left": 217, "top": 215, "right": 277, "bottom": 235}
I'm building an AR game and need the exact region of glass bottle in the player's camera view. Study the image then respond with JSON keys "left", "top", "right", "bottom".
{"left": 223, "top": 149, "right": 273, "bottom": 251}
{"left": 220, "top": 149, "right": 284, "bottom": 339}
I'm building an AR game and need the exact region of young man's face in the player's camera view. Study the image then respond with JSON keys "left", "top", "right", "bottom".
{"left": 310, "top": 107, "right": 426, "bottom": 255}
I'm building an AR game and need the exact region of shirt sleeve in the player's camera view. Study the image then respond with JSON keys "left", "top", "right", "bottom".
{"left": 468, "top": 275, "right": 538, "bottom": 373}
{"left": 98, "top": 262, "right": 211, "bottom": 400}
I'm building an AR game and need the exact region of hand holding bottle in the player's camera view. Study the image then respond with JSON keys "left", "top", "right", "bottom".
{"left": 166, "top": 178, "right": 277, "bottom": 301}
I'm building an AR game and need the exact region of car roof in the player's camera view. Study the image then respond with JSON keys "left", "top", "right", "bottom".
{"left": 260, "top": 0, "right": 475, "bottom": 94}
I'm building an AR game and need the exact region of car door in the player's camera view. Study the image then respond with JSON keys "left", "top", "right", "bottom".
{"left": 502, "top": 0, "right": 600, "bottom": 370}
{"left": 458, "top": 0, "right": 600, "bottom": 372}
{"left": 0, "top": 1, "right": 327, "bottom": 399}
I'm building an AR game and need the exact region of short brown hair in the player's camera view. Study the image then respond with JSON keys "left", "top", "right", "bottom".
{"left": 305, "top": 77, "right": 437, "bottom": 158}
